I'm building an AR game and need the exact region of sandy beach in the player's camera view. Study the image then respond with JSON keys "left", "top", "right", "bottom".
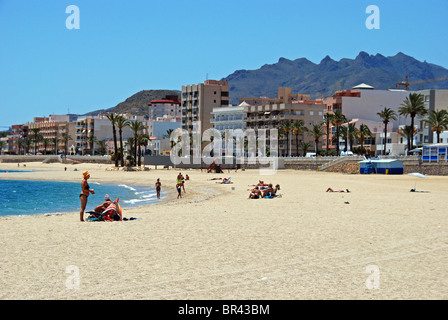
{"left": 0, "top": 161, "right": 447, "bottom": 300}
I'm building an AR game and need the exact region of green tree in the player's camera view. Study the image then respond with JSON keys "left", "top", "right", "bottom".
{"left": 399, "top": 93, "right": 427, "bottom": 151}
{"left": 331, "top": 110, "right": 347, "bottom": 155}
{"left": 398, "top": 125, "right": 415, "bottom": 149}
{"left": 377, "top": 107, "right": 397, "bottom": 155}
{"left": 424, "top": 109, "right": 448, "bottom": 143}
{"left": 299, "top": 142, "right": 312, "bottom": 156}
{"left": 308, "top": 122, "right": 325, "bottom": 155}
{"left": 347, "top": 122, "right": 359, "bottom": 152}
{"left": 358, "top": 124, "right": 373, "bottom": 155}
{"left": 292, "top": 120, "right": 307, "bottom": 156}
{"left": 279, "top": 120, "right": 292, "bottom": 157}
{"left": 42, "top": 138, "right": 50, "bottom": 155}
{"left": 29, "top": 128, "right": 42, "bottom": 154}
{"left": 136, "top": 133, "right": 149, "bottom": 166}
{"left": 106, "top": 113, "right": 120, "bottom": 167}
{"left": 60, "top": 133, "right": 72, "bottom": 156}
{"left": 323, "top": 112, "right": 335, "bottom": 155}
{"left": 127, "top": 120, "right": 145, "bottom": 166}
{"left": 86, "top": 135, "right": 98, "bottom": 155}
{"left": 96, "top": 139, "right": 108, "bottom": 156}
{"left": 115, "top": 115, "right": 129, "bottom": 167}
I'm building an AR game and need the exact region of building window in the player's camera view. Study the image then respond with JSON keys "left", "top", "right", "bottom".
{"left": 310, "top": 111, "right": 314, "bottom": 115}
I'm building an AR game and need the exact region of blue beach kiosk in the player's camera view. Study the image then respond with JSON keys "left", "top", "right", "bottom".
{"left": 422, "top": 144, "right": 448, "bottom": 162}
{"left": 359, "top": 159, "right": 404, "bottom": 174}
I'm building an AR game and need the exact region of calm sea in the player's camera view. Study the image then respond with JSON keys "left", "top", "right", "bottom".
{"left": 0, "top": 179, "right": 164, "bottom": 217}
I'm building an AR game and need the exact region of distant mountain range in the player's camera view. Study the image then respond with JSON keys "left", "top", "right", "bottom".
{"left": 85, "top": 52, "right": 448, "bottom": 116}
{"left": 221, "top": 51, "right": 448, "bottom": 104}
{"left": 85, "top": 89, "right": 180, "bottom": 117}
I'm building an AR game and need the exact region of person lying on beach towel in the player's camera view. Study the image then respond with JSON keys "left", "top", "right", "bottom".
{"left": 94, "top": 194, "right": 113, "bottom": 213}
{"left": 262, "top": 184, "right": 280, "bottom": 198}
{"left": 249, "top": 186, "right": 262, "bottom": 199}
{"left": 326, "top": 188, "right": 350, "bottom": 193}
{"left": 218, "top": 177, "right": 232, "bottom": 184}
{"left": 98, "top": 199, "right": 122, "bottom": 221}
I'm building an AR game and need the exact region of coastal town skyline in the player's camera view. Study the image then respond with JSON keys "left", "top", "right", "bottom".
{"left": 1, "top": 0, "right": 448, "bottom": 127}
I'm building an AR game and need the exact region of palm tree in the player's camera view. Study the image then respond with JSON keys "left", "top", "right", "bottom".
{"left": 377, "top": 107, "right": 397, "bottom": 155}
{"left": 331, "top": 110, "right": 347, "bottom": 155}
{"left": 424, "top": 109, "right": 448, "bottom": 143}
{"left": 398, "top": 125, "right": 415, "bottom": 149}
{"left": 279, "top": 120, "right": 292, "bottom": 157}
{"left": 86, "top": 135, "right": 98, "bottom": 155}
{"left": 348, "top": 123, "right": 359, "bottom": 152}
{"left": 126, "top": 137, "right": 135, "bottom": 163}
{"left": 106, "top": 113, "right": 119, "bottom": 167}
{"left": 136, "top": 133, "right": 149, "bottom": 166}
{"left": 323, "top": 112, "right": 335, "bottom": 155}
{"left": 42, "top": 138, "right": 50, "bottom": 155}
{"left": 308, "top": 123, "right": 325, "bottom": 155}
{"left": 399, "top": 93, "right": 427, "bottom": 150}
{"left": 17, "top": 138, "right": 25, "bottom": 155}
{"left": 292, "top": 120, "right": 307, "bottom": 156}
{"left": 299, "top": 142, "right": 312, "bottom": 156}
{"left": 115, "top": 115, "right": 129, "bottom": 167}
{"left": 358, "top": 124, "right": 373, "bottom": 155}
{"left": 127, "top": 120, "right": 145, "bottom": 166}
{"left": 60, "top": 133, "right": 72, "bottom": 156}
{"left": 96, "top": 139, "right": 108, "bottom": 156}
{"left": 29, "top": 128, "right": 42, "bottom": 154}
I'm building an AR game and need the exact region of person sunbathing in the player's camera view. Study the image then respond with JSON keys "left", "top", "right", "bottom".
{"left": 249, "top": 186, "right": 262, "bottom": 199}
{"left": 262, "top": 184, "right": 280, "bottom": 198}
{"left": 219, "top": 177, "right": 232, "bottom": 184}
{"left": 326, "top": 188, "right": 350, "bottom": 193}
{"left": 94, "top": 194, "right": 113, "bottom": 213}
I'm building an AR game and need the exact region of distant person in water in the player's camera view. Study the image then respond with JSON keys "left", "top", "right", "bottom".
{"left": 79, "top": 170, "right": 95, "bottom": 222}
{"left": 155, "top": 178, "right": 161, "bottom": 199}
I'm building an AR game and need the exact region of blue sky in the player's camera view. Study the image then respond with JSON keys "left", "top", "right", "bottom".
{"left": 1, "top": 0, "right": 447, "bottom": 128}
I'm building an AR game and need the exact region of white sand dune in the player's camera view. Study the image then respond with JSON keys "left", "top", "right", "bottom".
{"left": 0, "top": 162, "right": 447, "bottom": 299}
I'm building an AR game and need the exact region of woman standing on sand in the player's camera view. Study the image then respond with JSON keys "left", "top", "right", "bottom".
{"left": 79, "top": 170, "right": 95, "bottom": 222}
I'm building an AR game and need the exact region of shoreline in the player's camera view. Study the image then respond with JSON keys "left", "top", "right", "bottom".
{"left": 1, "top": 162, "right": 447, "bottom": 299}
{"left": 0, "top": 162, "right": 224, "bottom": 221}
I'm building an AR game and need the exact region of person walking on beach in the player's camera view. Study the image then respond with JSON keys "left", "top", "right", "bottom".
{"left": 177, "top": 172, "right": 185, "bottom": 194}
{"left": 176, "top": 183, "right": 182, "bottom": 199}
{"left": 155, "top": 178, "right": 161, "bottom": 199}
{"left": 79, "top": 170, "right": 95, "bottom": 221}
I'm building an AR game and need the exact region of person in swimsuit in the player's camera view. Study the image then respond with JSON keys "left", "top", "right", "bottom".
{"left": 94, "top": 194, "right": 113, "bottom": 213}
{"left": 155, "top": 178, "right": 161, "bottom": 199}
{"left": 326, "top": 188, "right": 350, "bottom": 193}
{"left": 177, "top": 172, "right": 185, "bottom": 193}
{"left": 79, "top": 170, "right": 95, "bottom": 221}
{"left": 176, "top": 183, "right": 182, "bottom": 199}
{"left": 249, "top": 186, "right": 262, "bottom": 199}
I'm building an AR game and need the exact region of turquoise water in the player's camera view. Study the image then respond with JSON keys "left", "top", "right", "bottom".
{"left": 0, "top": 179, "right": 164, "bottom": 217}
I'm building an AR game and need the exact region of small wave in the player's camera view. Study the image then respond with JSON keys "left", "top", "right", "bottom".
{"left": 123, "top": 198, "right": 155, "bottom": 205}
{"left": 118, "top": 184, "right": 137, "bottom": 191}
